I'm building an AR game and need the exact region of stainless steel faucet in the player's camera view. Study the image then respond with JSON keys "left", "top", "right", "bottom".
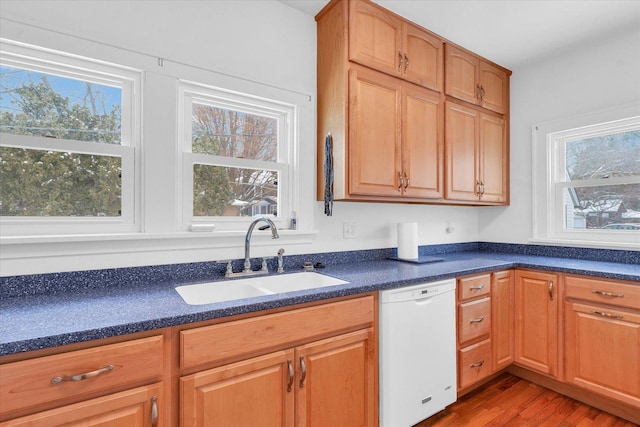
{"left": 224, "top": 217, "right": 279, "bottom": 278}
{"left": 243, "top": 217, "right": 279, "bottom": 272}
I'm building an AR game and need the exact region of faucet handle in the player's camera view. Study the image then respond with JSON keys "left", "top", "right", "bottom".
{"left": 261, "top": 258, "right": 269, "bottom": 272}
{"left": 277, "top": 248, "right": 285, "bottom": 273}
{"left": 223, "top": 260, "right": 234, "bottom": 277}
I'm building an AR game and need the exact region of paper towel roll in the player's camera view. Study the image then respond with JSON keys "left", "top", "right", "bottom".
{"left": 397, "top": 222, "right": 418, "bottom": 260}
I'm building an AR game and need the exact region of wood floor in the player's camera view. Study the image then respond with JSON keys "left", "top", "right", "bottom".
{"left": 414, "top": 373, "right": 638, "bottom": 427}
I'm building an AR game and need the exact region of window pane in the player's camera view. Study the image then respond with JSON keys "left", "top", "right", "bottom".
{"left": 0, "top": 146, "right": 122, "bottom": 216}
{"left": 192, "top": 103, "right": 277, "bottom": 161}
{"left": 0, "top": 65, "right": 122, "bottom": 144}
{"left": 565, "top": 130, "right": 640, "bottom": 181}
{"left": 193, "top": 164, "right": 278, "bottom": 217}
{"left": 563, "top": 184, "right": 640, "bottom": 230}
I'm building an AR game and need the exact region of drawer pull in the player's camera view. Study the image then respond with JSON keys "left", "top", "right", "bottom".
{"left": 287, "top": 359, "right": 294, "bottom": 392}
{"left": 299, "top": 356, "right": 307, "bottom": 388}
{"left": 151, "top": 396, "right": 158, "bottom": 427}
{"left": 469, "top": 284, "right": 484, "bottom": 290}
{"left": 469, "top": 316, "right": 485, "bottom": 323}
{"left": 470, "top": 360, "right": 485, "bottom": 368}
{"left": 590, "top": 310, "right": 624, "bottom": 319}
{"left": 592, "top": 290, "right": 624, "bottom": 298}
{"left": 51, "top": 364, "right": 114, "bottom": 384}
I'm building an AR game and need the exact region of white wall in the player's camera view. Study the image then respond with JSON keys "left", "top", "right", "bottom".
{"left": 479, "top": 25, "right": 640, "bottom": 244}
{"left": 0, "top": 0, "right": 479, "bottom": 275}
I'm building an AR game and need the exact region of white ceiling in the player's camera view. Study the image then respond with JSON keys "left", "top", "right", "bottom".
{"left": 278, "top": 0, "right": 640, "bottom": 70}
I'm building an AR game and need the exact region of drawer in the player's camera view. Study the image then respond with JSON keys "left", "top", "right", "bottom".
{"left": 458, "top": 297, "right": 491, "bottom": 345}
{"left": 0, "top": 335, "right": 163, "bottom": 416}
{"left": 565, "top": 275, "right": 640, "bottom": 311}
{"left": 181, "top": 295, "right": 374, "bottom": 370}
{"left": 459, "top": 339, "right": 492, "bottom": 390}
{"left": 458, "top": 274, "right": 491, "bottom": 301}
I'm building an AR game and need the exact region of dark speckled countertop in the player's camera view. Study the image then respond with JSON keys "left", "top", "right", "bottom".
{"left": 1, "top": 245, "right": 639, "bottom": 356}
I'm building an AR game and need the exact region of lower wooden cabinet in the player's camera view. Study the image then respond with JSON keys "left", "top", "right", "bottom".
{"left": 181, "top": 350, "right": 295, "bottom": 427}
{"left": 180, "top": 329, "right": 375, "bottom": 427}
{"left": 0, "top": 383, "right": 161, "bottom": 427}
{"left": 0, "top": 335, "right": 164, "bottom": 426}
{"left": 491, "top": 270, "right": 514, "bottom": 371}
{"left": 564, "top": 275, "right": 640, "bottom": 408}
{"left": 514, "top": 270, "right": 559, "bottom": 377}
{"left": 179, "top": 295, "right": 377, "bottom": 427}
{"left": 456, "top": 271, "right": 513, "bottom": 393}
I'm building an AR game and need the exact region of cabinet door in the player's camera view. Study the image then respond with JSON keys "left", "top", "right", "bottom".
{"left": 296, "top": 329, "right": 376, "bottom": 427}
{"left": 492, "top": 270, "right": 514, "bottom": 371}
{"left": 565, "top": 302, "right": 640, "bottom": 407}
{"left": 180, "top": 350, "right": 295, "bottom": 427}
{"left": 479, "top": 113, "right": 507, "bottom": 203}
{"left": 348, "top": 66, "right": 402, "bottom": 197}
{"left": 402, "top": 83, "right": 443, "bottom": 199}
{"left": 349, "top": 0, "right": 402, "bottom": 77}
{"left": 445, "top": 101, "right": 479, "bottom": 201}
{"left": 403, "top": 23, "right": 443, "bottom": 91}
{"left": 479, "top": 62, "right": 508, "bottom": 114}
{"left": 445, "top": 44, "right": 479, "bottom": 105}
{"left": 514, "top": 270, "right": 559, "bottom": 377}
{"left": 0, "top": 384, "right": 161, "bottom": 427}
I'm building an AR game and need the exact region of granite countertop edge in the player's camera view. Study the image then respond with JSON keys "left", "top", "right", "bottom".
{"left": 2, "top": 251, "right": 639, "bottom": 356}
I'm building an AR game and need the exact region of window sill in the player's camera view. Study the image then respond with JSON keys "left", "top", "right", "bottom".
{"left": 0, "top": 230, "right": 318, "bottom": 276}
{"left": 528, "top": 237, "right": 640, "bottom": 251}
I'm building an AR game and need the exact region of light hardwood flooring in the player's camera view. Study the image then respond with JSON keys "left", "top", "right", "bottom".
{"left": 414, "top": 373, "right": 638, "bottom": 427}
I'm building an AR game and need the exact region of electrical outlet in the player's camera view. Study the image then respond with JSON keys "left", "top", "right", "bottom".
{"left": 343, "top": 222, "right": 357, "bottom": 239}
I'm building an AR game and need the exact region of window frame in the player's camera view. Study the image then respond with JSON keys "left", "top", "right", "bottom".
{"left": 532, "top": 104, "right": 640, "bottom": 249}
{"left": 0, "top": 39, "right": 142, "bottom": 236}
{"left": 178, "top": 80, "right": 296, "bottom": 232}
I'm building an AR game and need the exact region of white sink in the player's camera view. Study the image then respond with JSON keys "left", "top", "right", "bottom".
{"left": 175, "top": 272, "right": 349, "bottom": 305}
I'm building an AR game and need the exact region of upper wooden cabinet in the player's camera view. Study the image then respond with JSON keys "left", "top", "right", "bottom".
{"left": 445, "top": 101, "right": 508, "bottom": 204}
{"left": 316, "top": 0, "right": 510, "bottom": 205}
{"left": 349, "top": 0, "right": 443, "bottom": 91}
{"left": 445, "top": 44, "right": 509, "bottom": 114}
{"left": 348, "top": 65, "right": 443, "bottom": 200}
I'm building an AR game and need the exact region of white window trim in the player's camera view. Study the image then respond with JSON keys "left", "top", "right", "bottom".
{"left": 0, "top": 21, "right": 316, "bottom": 276}
{"left": 0, "top": 39, "right": 142, "bottom": 236}
{"left": 531, "top": 103, "right": 640, "bottom": 249}
{"left": 178, "top": 81, "right": 297, "bottom": 232}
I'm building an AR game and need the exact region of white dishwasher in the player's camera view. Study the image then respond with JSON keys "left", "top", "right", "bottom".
{"left": 379, "top": 279, "right": 457, "bottom": 427}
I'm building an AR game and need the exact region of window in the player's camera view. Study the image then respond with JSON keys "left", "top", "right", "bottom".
{"left": 179, "top": 81, "right": 295, "bottom": 231}
{"left": 0, "top": 40, "right": 140, "bottom": 236}
{"left": 532, "top": 107, "right": 640, "bottom": 248}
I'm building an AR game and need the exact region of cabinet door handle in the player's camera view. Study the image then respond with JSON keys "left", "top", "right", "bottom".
{"left": 287, "top": 359, "right": 294, "bottom": 392}
{"left": 592, "top": 290, "right": 624, "bottom": 298}
{"left": 469, "top": 284, "right": 484, "bottom": 290}
{"left": 477, "top": 84, "right": 485, "bottom": 100}
{"left": 151, "top": 396, "right": 158, "bottom": 427}
{"left": 590, "top": 310, "right": 624, "bottom": 319}
{"left": 548, "top": 280, "right": 554, "bottom": 301}
{"left": 470, "top": 359, "right": 485, "bottom": 368}
{"left": 398, "top": 51, "right": 403, "bottom": 72}
{"left": 51, "top": 364, "right": 114, "bottom": 384}
{"left": 403, "top": 172, "right": 409, "bottom": 190}
{"left": 398, "top": 171, "right": 404, "bottom": 192}
{"left": 476, "top": 180, "right": 482, "bottom": 198}
{"left": 299, "top": 356, "right": 307, "bottom": 388}
{"left": 470, "top": 316, "right": 485, "bottom": 323}
{"left": 404, "top": 53, "right": 409, "bottom": 73}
